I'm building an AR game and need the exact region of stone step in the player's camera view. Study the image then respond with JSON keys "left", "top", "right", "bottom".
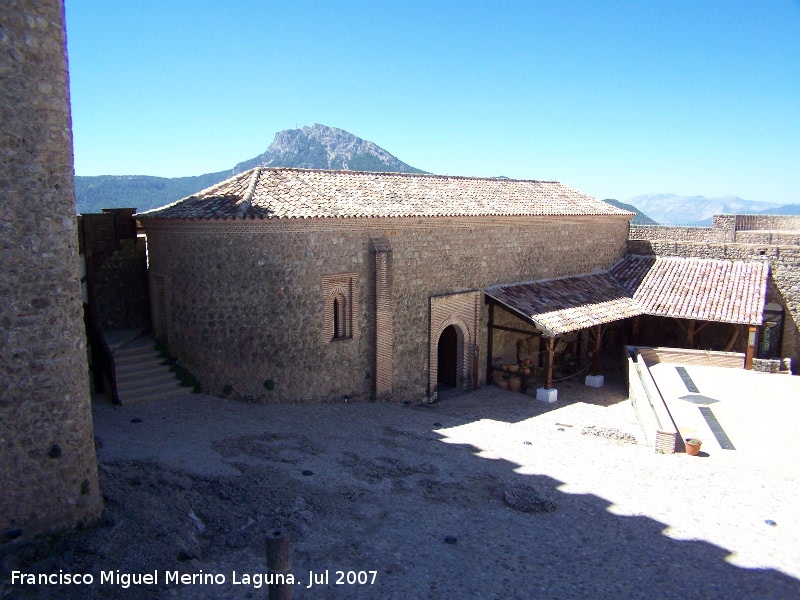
{"left": 116, "top": 368, "right": 179, "bottom": 387}
{"left": 115, "top": 356, "right": 170, "bottom": 376}
{"left": 117, "top": 376, "right": 189, "bottom": 398}
{"left": 114, "top": 342, "right": 160, "bottom": 359}
{"left": 110, "top": 334, "right": 188, "bottom": 405}
{"left": 114, "top": 353, "right": 166, "bottom": 369}
{"left": 117, "top": 384, "right": 189, "bottom": 406}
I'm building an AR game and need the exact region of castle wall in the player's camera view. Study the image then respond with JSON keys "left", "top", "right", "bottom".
{"left": 0, "top": 0, "right": 102, "bottom": 539}
{"left": 143, "top": 215, "right": 629, "bottom": 402}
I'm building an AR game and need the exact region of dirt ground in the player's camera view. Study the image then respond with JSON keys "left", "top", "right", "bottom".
{"left": 2, "top": 367, "right": 799, "bottom": 599}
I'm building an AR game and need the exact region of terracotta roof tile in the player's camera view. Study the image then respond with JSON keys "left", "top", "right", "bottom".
{"left": 610, "top": 255, "right": 768, "bottom": 326}
{"left": 485, "top": 274, "right": 641, "bottom": 337}
{"left": 136, "top": 168, "right": 633, "bottom": 220}
{"left": 487, "top": 256, "right": 768, "bottom": 337}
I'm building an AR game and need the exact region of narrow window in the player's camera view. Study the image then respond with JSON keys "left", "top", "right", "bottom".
{"left": 333, "top": 298, "right": 341, "bottom": 339}
{"left": 323, "top": 273, "right": 358, "bottom": 343}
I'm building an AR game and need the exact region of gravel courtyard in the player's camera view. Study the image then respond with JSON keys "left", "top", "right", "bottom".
{"left": 2, "top": 370, "right": 799, "bottom": 599}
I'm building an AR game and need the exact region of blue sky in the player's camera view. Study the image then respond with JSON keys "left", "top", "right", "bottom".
{"left": 65, "top": 0, "right": 800, "bottom": 204}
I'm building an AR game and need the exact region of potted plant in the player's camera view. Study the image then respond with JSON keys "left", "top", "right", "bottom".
{"left": 685, "top": 438, "right": 702, "bottom": 456}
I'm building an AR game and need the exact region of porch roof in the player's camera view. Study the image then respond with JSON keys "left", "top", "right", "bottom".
{"left": 485, "top": 273, "right": 641, "bottom": 338}
{"left": 486, "top": 256, "right": 769, "bottom": 337}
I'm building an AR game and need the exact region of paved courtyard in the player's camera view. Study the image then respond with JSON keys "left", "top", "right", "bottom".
{"left": 4, "top": 367, "right": 799, "bottom": 599}
{"left": 647, "top": 359, "right": 800, "bottom": 468}
{"left": 85, "top": 365, "right": 800, "bottom": 599}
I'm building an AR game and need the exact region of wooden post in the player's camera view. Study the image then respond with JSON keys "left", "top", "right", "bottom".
{"left": 744, "top": 325, "right": 757, "bottom": 370}
{"left": 686, "top": 319, "right": 696, "bottom": 348}
{"left": 486, "top": 302, "right": 494, "bottom": 379}
{"left": 631, "top": 316, "right": 640, "bottom": 345}
{"left": 266, "top": 529, "right": 292, "bottom": 600}
{"left": 545, "top": 337, "right": 555, "bottom": 389}
{"left": 591, "top": 326, "right": 601, "bottom": 376}
{"left": 472, "top": 344, "right": 479, "bottom": 390}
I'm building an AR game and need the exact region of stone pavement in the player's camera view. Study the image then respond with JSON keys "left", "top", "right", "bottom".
{"left": 87, "top": 368, "right": 800, "bottom": 599}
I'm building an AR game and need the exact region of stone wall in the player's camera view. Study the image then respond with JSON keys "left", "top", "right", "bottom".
{"left": 0, "top": 0, "right": 102, "bottom": 540}
{"left": 92, "top": 238, "right": 149, "bottom": 330}
{"left": 630, "top": 214, "right": 800, "bottom": 245}
{"left": 142, "top": 214, "right": 629, "bottom": 403}
{"left": 79, "top": 209, "right": 149, "bottom": 331}
{"left": 627, "top": 238, "right": 800, "bottom": 374}
{"left": 628, "top": 225, "right": 724, "bottom": 243}
{"left": 732, "top": 214, "right": 800, "bottom": 233}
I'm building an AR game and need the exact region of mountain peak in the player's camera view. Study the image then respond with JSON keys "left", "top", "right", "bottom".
{"left": 233, "top": 124, "right": 425, "bottom": 175}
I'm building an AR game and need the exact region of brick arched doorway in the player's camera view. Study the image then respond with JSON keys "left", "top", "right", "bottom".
{"left": 428, "top": 290, "right": 481, "bottom": 401}
{"left": 437, "top": 325, "right": 459, "bottom": 390}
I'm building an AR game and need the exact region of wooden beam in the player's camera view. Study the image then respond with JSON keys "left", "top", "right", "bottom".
{"left": 744, "top": 325, "right": 757, "bottom": 369}
{"left": 695, "top": 321, "right": 711, "bottom": 334}
{"left": 485, "top": 297, "right": 540, "bottom": 331}
{"left": 631, "top": 316, "right": 640, "bottom": 345}
{"left": 672, "top": 318, "right": 687, "bottom": 334}
{"left": 487, "top": 323, "right": 540, "bottom": 336}
{"left": 686, "top": 319, "right": 696, "bottom": 348}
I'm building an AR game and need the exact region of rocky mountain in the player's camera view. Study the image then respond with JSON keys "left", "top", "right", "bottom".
{"left": 624, "top": 193, "right": 792, "bottom": 225}
{"left": 601, "top": 199, "right": 657, "bottom": 225}
{"left": 74, "top": 125, "right": 425, "bottom": 214}
{"left": 232, "top": 124, "right": 425, "bottom": 175}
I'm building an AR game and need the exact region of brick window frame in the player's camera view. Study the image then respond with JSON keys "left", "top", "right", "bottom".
{"left": 323, "top": 273, "right": 358, "bottom": 342}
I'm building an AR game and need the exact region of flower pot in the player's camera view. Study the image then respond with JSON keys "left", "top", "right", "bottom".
{"left": 498, "top": 379, "right": 509, "bottom": 390}
{"left": 508, "top": 376, "right": 522, "bottom": 393}
{"left": 508, "top": 364, "right": 520, "bottom": 374}
{"left": 685, "top": 438, "right": 702, "bottom": 456}
{"left": 493, "top": 370, "right": 504, "bottom": 385}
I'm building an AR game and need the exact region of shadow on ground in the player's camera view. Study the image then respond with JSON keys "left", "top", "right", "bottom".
{"left": 2, "top": 368, "right": 798, "bottom": 599}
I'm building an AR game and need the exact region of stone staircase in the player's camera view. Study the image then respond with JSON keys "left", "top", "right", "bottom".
{"left": 112, "top": 334, "right": 189, "bottom": 405}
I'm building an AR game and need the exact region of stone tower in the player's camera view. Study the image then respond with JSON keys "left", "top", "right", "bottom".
{"left": 1, "top": 0, "right": 102, "bottom": 539}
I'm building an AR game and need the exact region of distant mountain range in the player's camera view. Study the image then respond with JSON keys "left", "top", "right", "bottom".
{"left": 624, "top": 193, "right": 800, "bottom": 225}
{"left": 74, "top": 124, "right": 424, "bottom": 214}
{"left": 75, "top": 125, "right": 798, "bottom": 221}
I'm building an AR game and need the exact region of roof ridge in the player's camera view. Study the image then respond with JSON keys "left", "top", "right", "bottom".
{"left": 235, "top": 167, "right": 261, "bottom": 218}
{"left": 253, "top": 166, "right": 561, "bottom": 185}
{"left": 138, "top": 167, "right": 636, "bottom": 220}
{"left": 486, "top": 270, "right": 610, "bottom": 291}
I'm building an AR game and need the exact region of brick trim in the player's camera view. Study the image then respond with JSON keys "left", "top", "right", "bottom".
{"left": 141, "top": 214, "right": 628, "bottom": 235}
{"left": 428, "top": 291, "right": 481, "bottom": 400}
{"left": 372, "top": 238, "right": 393, "bottom": 400}
{"left": 322, "top": 273, "right": 358, "bottom": 342}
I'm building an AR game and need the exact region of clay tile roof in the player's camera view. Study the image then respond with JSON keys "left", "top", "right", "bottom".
{"left": 485, "top": 273, "right": 641, "bottom": 337}
{"left": 611, "top": 255, "right": 769, "bottom": 326}
{"left": 135, "top": 167, "right": 633, "bottom": 220}
{"left": 486, "top": 256, "right": 768, "bottom": 337}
